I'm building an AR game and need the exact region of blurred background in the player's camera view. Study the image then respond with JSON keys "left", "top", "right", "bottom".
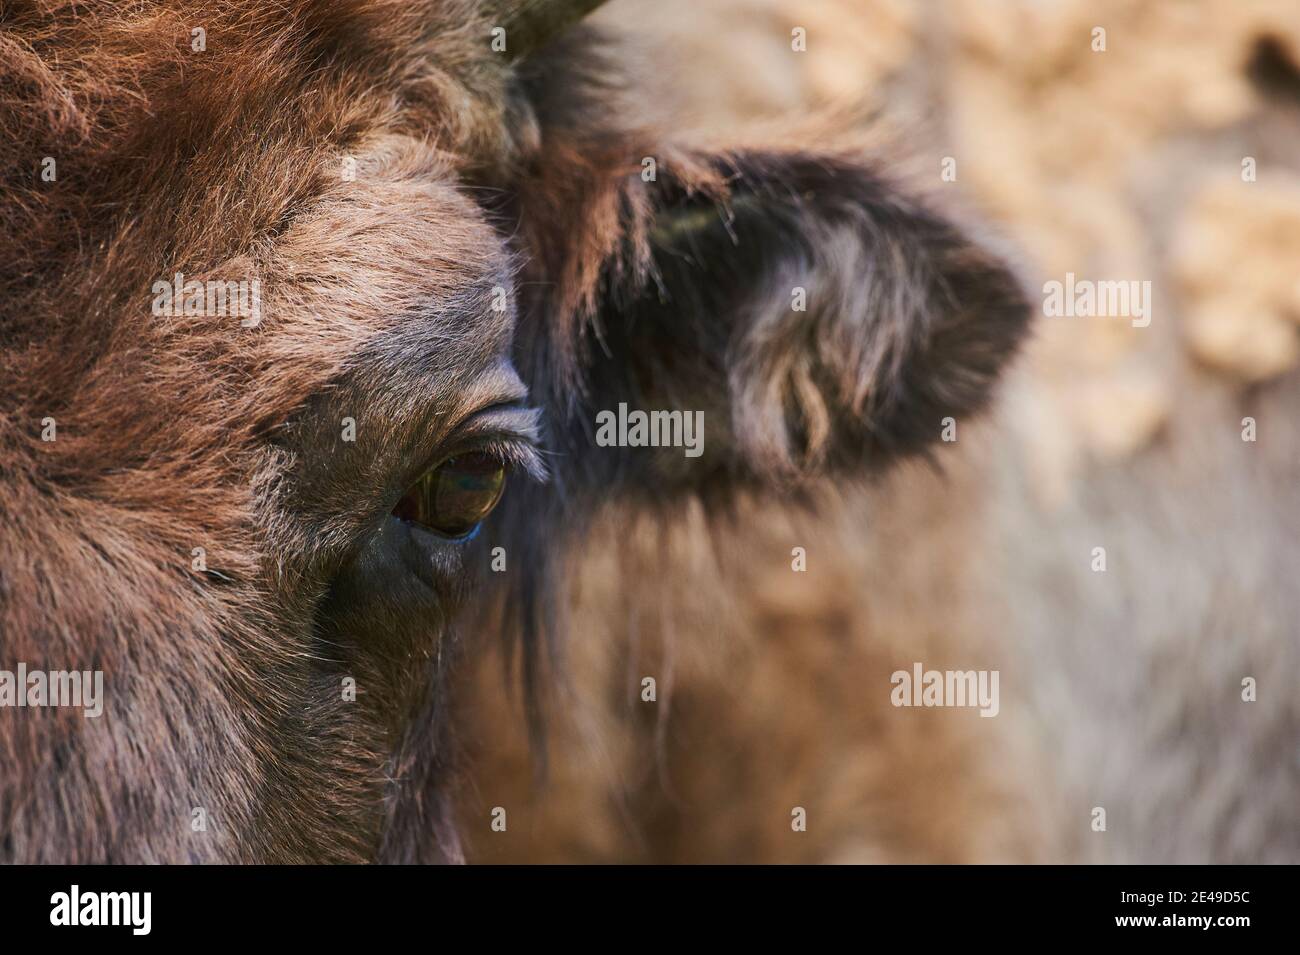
{"left": 455, "top": 0, "right": 1300, "bottom": 862}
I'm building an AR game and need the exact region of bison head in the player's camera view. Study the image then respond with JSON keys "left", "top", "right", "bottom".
{"left": 0, "top": 0, "right": 1030, "bottom": 862}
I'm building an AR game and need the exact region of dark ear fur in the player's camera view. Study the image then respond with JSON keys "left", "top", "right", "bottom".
{"left": 632, "top": 150, "right": 1029, "bottom": 480}
{"left": 511, "top": 142, "right": 1033, "bottom": 495}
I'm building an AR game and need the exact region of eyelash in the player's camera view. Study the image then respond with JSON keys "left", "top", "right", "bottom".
{"left": 466, "top": 434, "right": 546, "bottom": 481}
{"left": 394, "top": 404, "right": 545, "bottom": 486}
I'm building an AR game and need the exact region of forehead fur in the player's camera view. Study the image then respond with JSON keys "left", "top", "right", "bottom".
{"left": 0, "top": 0, "right": 525, "bottom": 479}
{"left": 0, "top": 2, "right": 536, "bottom": 862}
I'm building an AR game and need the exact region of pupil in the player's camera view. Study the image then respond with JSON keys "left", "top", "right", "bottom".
{"left": 430, "top": 453, "right": 504, "bottom": 535}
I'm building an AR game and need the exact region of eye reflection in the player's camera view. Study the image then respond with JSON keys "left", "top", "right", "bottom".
{"left": 393, "top": 452, "right": 506, "bottom": 538}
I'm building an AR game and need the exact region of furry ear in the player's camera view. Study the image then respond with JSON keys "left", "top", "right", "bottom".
{"left": 512, "top": 142, "right": 1033, "bottom": 494}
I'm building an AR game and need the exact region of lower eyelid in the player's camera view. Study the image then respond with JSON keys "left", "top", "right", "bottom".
{"left": 396, "top": 516, "right": 483, "bottom": 586}
{"left": 399, "top": 516, "right": 484, "bottom": 544}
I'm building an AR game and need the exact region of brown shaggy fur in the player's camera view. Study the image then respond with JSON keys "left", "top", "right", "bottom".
{"left": 1, "top": 0, "right": 1030, "bottom": 862}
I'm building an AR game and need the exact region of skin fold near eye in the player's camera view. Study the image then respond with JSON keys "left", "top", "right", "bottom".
{"left": 393, "top": 451, "right": 506, "bottom": 538}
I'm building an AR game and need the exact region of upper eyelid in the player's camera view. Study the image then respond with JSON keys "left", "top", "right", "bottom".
{"left": 430, "top": 403, "right": 547, "bottom": 484}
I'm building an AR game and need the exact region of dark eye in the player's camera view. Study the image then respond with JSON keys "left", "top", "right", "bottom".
{"left": 393, "top": 452, "right": 506, "bottom": 538}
